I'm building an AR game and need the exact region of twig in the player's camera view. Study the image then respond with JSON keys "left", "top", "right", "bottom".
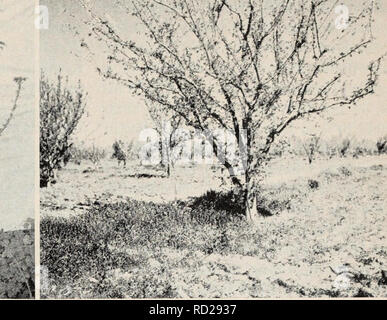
{"left": 0, "top": 77, "right": 26, "bottom": 137}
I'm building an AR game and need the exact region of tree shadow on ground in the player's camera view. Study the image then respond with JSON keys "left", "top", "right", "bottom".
{"left": 184, "top": 189, "right": 291, "bottom": 225}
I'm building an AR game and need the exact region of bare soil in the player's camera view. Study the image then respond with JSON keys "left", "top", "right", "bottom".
{"left": 40, "top": 155, "right": 387, "bottom": 298}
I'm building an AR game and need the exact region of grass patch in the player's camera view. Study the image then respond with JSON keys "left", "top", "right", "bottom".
{"left": 41, "top": 188, "right": 300, "bottom": 298}
{"left": 41, "top": 190, "right": 278, "bottom": 297}
{"left": 0, "top": 229, "right": 35, "bottom": 299}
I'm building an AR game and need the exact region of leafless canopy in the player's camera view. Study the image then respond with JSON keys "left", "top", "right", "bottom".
{"left": 1, "top": 40, "right": 26, "bottom": 137}
{"left": 81, "top": 0, "right": 383, "bottom": 219}
{"left": 0, "top": 77, "right": 26, "bottom": 138}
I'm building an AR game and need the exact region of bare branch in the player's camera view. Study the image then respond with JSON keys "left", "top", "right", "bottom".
{"left": 0, "top": 77, "right": 26, "bottom": 137}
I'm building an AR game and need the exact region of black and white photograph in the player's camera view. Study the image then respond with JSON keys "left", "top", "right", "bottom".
{"left": 39, "top": 0, "right": 386, "bottom": 299}
{"left": 0, "top": 0, "right": 35, "bottom": 299}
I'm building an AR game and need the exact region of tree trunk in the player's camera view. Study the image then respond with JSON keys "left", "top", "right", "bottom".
{"left": 244, "top": 172, "right": 259, "bottom": 222}
{"left": 242, "top": 119, "right": 260, "bottom": 222}
{"left": 167, "top": 162, "right": 171, "bottom": 178}
{"left": 225, "top": 165, "right": 243, "bottom": 188}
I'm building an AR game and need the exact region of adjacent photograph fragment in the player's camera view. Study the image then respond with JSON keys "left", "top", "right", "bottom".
{"left": 0, "top": 0, "right": 35, "bottom": 299}
{"left": 40, "top": 0, "right": 386, "bottom": 299}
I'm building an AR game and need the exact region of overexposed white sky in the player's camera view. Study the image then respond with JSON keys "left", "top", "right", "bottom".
{"left": 40, "top": 0, "right": 152, "bottom": 149}
{"left": 0, "top": 0, "right": 35, "bottom": 231}
{"left": 40, "top": 0, "right": 387, "bottom": 149}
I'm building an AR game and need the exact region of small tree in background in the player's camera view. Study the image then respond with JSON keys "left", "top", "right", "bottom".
{"left": 126, "top": 139, "right": 136, "bottom": 160}
{"left": 112, "top": 140, "right": 127, "bottom": 167}
{"left": 63, "top": 143, "right": 106, "bottom": 166}
{"left": 40, "top": 71, "right": 86, "bottom": 187}
{"left": 85, "top": 144, "right": 106, "bottom": 166}
{"left": 269, "top": 138, "right": 291, "bottom": 158}
{"left": 376, "top": 135, "right": 387, "bottom": 154}
{"left": 1, "top": 40, "right": 26, "bottom": 138}
{"left": 146, "top": 100, "right": 183, "bottom": 177}
{"left": 302, "top": 133, "right": 321, "bottom": 164}
{"left": 339, "top": 138, "right": 351, "bottom": 157}
{"left": 0, "top": 77, "right": 26, "bottom": 138}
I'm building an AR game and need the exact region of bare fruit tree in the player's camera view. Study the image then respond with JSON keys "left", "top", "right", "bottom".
{"left": 146, "top": 100, "right": 184, "bottom": 177}
{"left": 0, "top": 41, "right": 26, "bottom": 138}
{"left": 0, "top": 78, "right": 25, "bottom": 138}
{"left": 302, "top": 132, "right": 321, "bottom": 164}
{"left": 40, "top": 72, "right": 86, "bottom": 187}
{"left": 81, "top": 0, "right": 383, "bottom": 221}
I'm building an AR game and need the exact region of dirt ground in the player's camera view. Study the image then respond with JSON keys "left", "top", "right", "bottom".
{"left": 40, "top": 155, "right": 387, "bottom": 298}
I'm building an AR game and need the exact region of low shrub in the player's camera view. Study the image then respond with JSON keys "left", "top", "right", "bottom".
{"left": 308, "top": 179, "right": 319, "bottom": 189}
{"left": 0, "top": 219, "right": 34, "bottom": 299}
{"left": 338, "top": 166, "right": 352, "bottom": 176}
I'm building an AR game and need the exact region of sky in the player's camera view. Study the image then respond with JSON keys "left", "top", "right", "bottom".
{"left": 0, "top": 0, "right": 35, "bottom": 231}
{"left": 40, "top": 0, "right": 387, "bottom": 150}
{"left": 40, "top": 0, "right": 152, "bottom": 149}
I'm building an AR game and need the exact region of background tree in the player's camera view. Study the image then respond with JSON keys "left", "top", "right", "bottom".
{"left": 338, "top": 137, "right": 351, "bottom": 157}
{"left": 0, "top": 41, "right": 26, "bottom": 138}
{"left": 82, "top": 0, "right": 383, "bottom": 221}
{"left": 302, "top": 132, "right": 321, "bottom": 164}
{"left": 146, "top": 100, "right": 183, "bottom": 177}
{"left": 112, "top": 139, "right": 128, "bottom": 167}
{"left": 40, "top": 72, "right": 86, "bottom": 187}
{"left": 0, "top": 77, "right": 25, "bottom": 138}
{"left": 376, "top": 135, "right": 387, "bottom": 154}
{"left": 84, "top": 144, "right": 106, "bottom": 167}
